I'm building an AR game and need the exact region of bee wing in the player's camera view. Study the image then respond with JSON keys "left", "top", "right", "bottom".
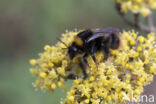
{"left": 93, "top": 27, "right": 120, "bottom": 33}
{"left": 87, "top": 28, "right": 120, "bottom": 43}
{"left": 86, "top": 32, "right": 110, "bottom": 43}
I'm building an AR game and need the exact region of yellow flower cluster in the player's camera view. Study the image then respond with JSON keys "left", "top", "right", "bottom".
{"left": 29, "top": 31, "right": 79, "bottom": 91}
{"left": 63, "top": 31, "right": 156, "bottom": 104}
{"left": 115, "top": 0, "right": 156, "bottom": 16}
{"left": 30, "top": 30, "right": 156, "bottom": 104}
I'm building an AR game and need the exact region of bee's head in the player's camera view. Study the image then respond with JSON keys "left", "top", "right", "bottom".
{"left": 68, "top": 43, "right": 79, "bottom": 59}
{"left": 57, "top": 38, "right": 81, "bottom": 60}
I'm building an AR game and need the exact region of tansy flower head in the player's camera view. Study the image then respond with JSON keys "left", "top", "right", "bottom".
{"left": 30, "top": 30, "right": 156, "bottom": 104}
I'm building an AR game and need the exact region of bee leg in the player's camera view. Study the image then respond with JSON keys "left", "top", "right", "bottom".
{"left": 91, "top": 55, "right": 97, "bottom": 64}
{"left": 90, "top": 44, "right": 99, "bottom": 69}
{"left": 79, "top": 59, "right": 88, "bottom": 79}
{"left": 67, "top": 73, "right": 79, "bottom": 80}
{"left": 91, "top": 55, "right": 99, "bottom": 70}
{"left": 82, "top": 53, "right": 90, "bottom": 67}
{"left": 102, "top": 47, "right": 109, "bottom": 60}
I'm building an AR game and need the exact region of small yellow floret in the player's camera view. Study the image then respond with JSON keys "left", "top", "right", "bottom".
{"left": 57, "top": 81, "right": 62, "bottom": 87}
{"left": 85, "top": 99, "right": 90, "bottom": 103}
{"left": 44, "top": 45, "right": 51, "bottom": 51}
{"left": 144, "top": 59, "right": 149, "bottom": 64}
{"left": 29, "top": 59, "right": 37, "bottom": 66}
{"left": 39, "top": 72, "right": 47, "bottom": 78}
{"left": 130, "top": 39, "right": 135, "bottom": 45}
{"left": 51, "top": 83, "right": 56, "bottom": 89}
{"left": 137, "top": 46, "right": 142, "bottom": 52}
{"left": 68, "top": 96, "right": 74, "bottom": 102}
{"left": 30, "top": 69, "right": 38, "bottom": 76}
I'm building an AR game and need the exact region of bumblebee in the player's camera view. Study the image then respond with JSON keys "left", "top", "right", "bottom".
{"left": 61, "top": 28, "right": 121, "bottom": 79}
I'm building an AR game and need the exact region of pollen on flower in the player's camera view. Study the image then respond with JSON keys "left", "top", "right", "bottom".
{"left": 44, "top": 45, "right": 51, "bottom": 51}
{"left": 30, "top": 68, "right": 38, "bottom": 76}
{"left": 57, "top": 81, "right": 62, "bottom": 87}
{"left": 39, "top": 72, "right": 47, "bottom": 78}
{"left": 115, "top": 0, "right": 156, "bottom": 16}
{"left": 84, "top": 99, "right": 90, "bottom": 103}
{"left": 137, "top": 46, "right": 142, "bottom": 52}
{"left": 51, "top": 83, "right": 56, "bottom": 89}
{"left": 29, "top": 59, "right": 37, "bottom": 66}
{"left": 30, "top": 30, "right": 156, "bottom": 104}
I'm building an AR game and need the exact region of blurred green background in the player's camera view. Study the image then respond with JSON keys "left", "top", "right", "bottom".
{"left": 0, "top": 0, "right": 155, "bottom": 104}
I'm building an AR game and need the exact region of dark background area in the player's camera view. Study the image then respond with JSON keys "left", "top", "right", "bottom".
{"left": 0, "top": 0, "right": 155, "bottom": 104}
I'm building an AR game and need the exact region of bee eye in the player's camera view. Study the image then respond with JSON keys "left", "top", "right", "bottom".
{"left": 73, "top": 47, "right": 77, "bottom": 51}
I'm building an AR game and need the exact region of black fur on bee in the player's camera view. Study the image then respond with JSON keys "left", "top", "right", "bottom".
{"left": 59, "top": 27, "right": 121, "bottom": 79}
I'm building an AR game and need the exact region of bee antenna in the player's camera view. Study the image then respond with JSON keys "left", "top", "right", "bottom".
{"left": 57, "top": 38, "right": 68, "bottom": 47}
